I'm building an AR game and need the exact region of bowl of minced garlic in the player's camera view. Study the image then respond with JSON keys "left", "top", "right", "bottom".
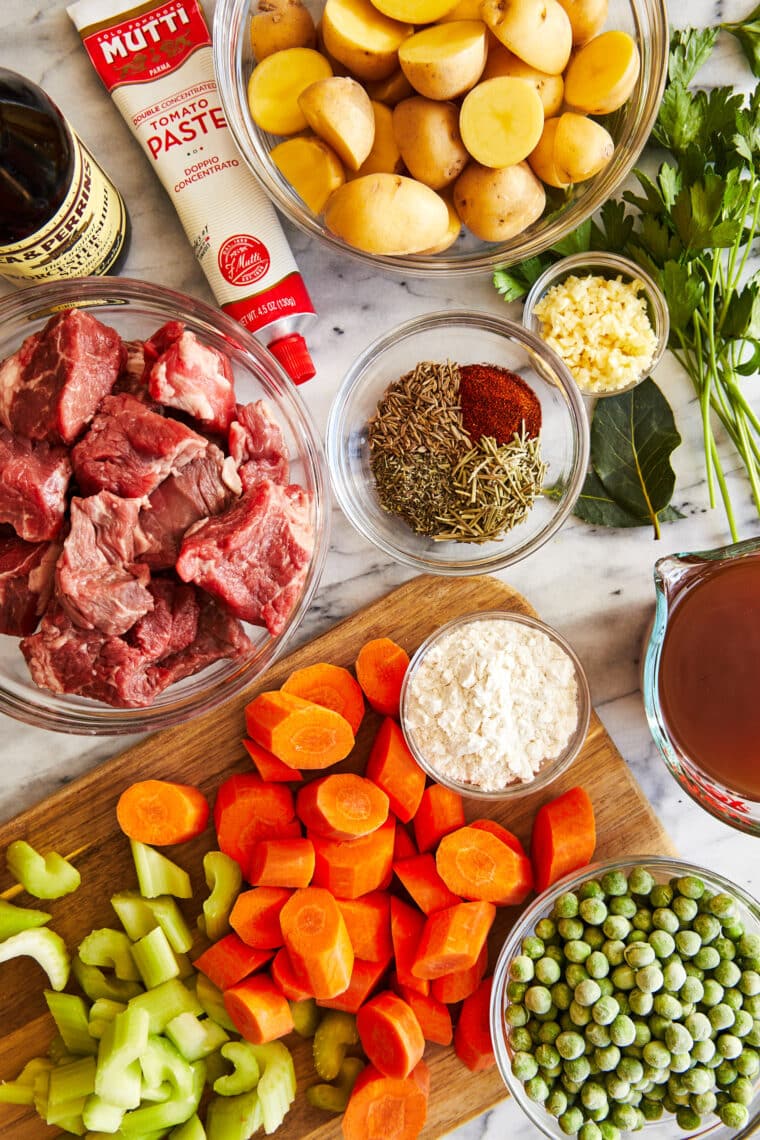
{"left": 523, "top": 252, "right": 669, "bottom": 397}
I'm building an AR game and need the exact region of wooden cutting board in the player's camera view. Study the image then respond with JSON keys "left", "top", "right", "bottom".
{"left": 0, "top": 574, "right": 675, "bottom": 1139}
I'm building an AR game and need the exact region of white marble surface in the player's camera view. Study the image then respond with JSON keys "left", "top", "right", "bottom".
{"left": 1, "top": 2, "right": 759, "bottom": 1136}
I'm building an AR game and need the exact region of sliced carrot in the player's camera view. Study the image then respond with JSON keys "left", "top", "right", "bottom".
{"left": 337, "top": 891, "right": 393, "bottom": 962}
{"left": 213, "top": 774, "right": 298, "bottom": 873}
{"left": 270, "top": 946, "right": 313, "bottom": 1001}
{"left": 248, "top": 837, "right": 315, "bottom": 888}
{"left": 245, "top": 689, "right": 355, "bottom": 770}
{"left": 311, "top": 816, "right": 395, "bottom": 899}
{"left": 296, "top": 773, "right": 389, "bottom": 841}
{"left": 317, "top": 955, "right": 391, "bottom": 1014}
{"left": 355, "top": 637, "right": 410, "bottom": 718}
{"left": 116, "top": 779, "right": 209, "bottom": 846}
{"left": 356, "top": 990, "right": 425, "bottom": 1080}
{"left": 412, "top": 784, "right": 465, "bottom": 854}
{"left": 390, "top": 897, "right": 429, "bottom": 997}
{"left": 411, "top": 900, "right": 495, "bottom": 981}
{"left": 242, "top": 737, "right": 304, "bottom": 782}
{"left": 281, "top": 662, "right": 365, "bottom": 735}
{"left": 366, "top": 718, "right": 425, "bottom": 824}
{"left": 229, "top": 887, "right": 291, "bottom": 949}
{"left": 436, "top": 825, "right": 533, "bottom": 906}
{"left": 393, "top": 823, "right": 418, "bottom": 862}
{"left": 470, "top": 817, "right": 525, "bottom": 854}
{"left": 430, "top": 941, "right": 488, "bottom": 1005}
{"left": 531, "top": 785, "right": 596, "bottom": 893}
{"left": 454, "top": 976, "right": 495, "bottom": 1071}
{"left": 393, "top": 854, "right": 461, "bottom": 916}
{"left": 193, "top": 934, "right": 274, "bottom": 991}
{"left": 389, "top": 978, "right": 453, "bottom": 1046}
{"left": 279, "top": 885, "right": 354, "bottom": 1000}
{"left": 224, "top": 973, "right": 295, "bottom": 1043}
{"left": 342, "top": 1061, "right": 428, "bottom": 1140}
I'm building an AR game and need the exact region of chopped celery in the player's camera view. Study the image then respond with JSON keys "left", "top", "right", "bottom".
{"left": 306, "top": 1056, "right": 365, "bottom": 1113}
{"left": 132, "top": 927, "right": 181, "bottom": 989}
{"left": 288, "top": 998, "right": 320, "bottom": 1038}
{"left": 205, "top": 1090, "right": 262, "bottom": 1140}
{"left": 145, "top": 897, "right": 194, "bottom": 955}
{"left": 73, "top": 955, "right": 144, "bottom": 1003}
{"left": 112, "top": 892, "right": 195, "bottom": 955}
{"left": 0, "top": 897, "right": 51, "bottom": 939}
{"left": 141, "top": 1035, "right": 195, "bottom": 1100}
{"left": 79, "top": 927, "right": 141, "bottom": 981}
{"left": 200, "top": 852, "right": 242, "bottom": 942}
{"left": 88, "top": 998, "right": 127, "bottom": 1040}
{"left": 175, "top": 952, "right": 195, "bottom": 980}
{"left": 245, "top": 1042, "right": 296, "bottom": 1135}
{"left": 33, "top": 1065, "right": 50, "bottom": 1117}
{"left": 46, "top": 1057, "right": 97, "bottom": 1125}
{"left": 131, "top": 840, "right": 192, "bottom": 900}
{"left": 82, "top": 1092, "right": 125, "bottom": 1133}
{"left": 128, "top": 977, "right": 203, "bottom": 1034}
{"left": 94, "top": 1005, "right": 150, "bottom": 1110}
{"left": 55, "top": 1112, "right": 86, "bottom": 1135}
{"left": 6, "top": 839, "right": 81, "bottom": 899}
{"left": 212, "top": 1042, "right": 260, "bottom": 1097}
{"left": 312, "top": 1010, "right": 358, "bottom": 1080}
{"left": 48, "top": 1033, "right": 76, "bottom": 1066}
{"left": 119, "top": 1055, "right": 205, "bottom": 1136}
{"left": 165, "top": 1012, "right": 229, "bottom": 1063}
{"left": 0, "top": 927, "right": 70, "bottom": 989}
{"left": 194, "top": 974, "right": 236, "bottom": 1033}
{"left": 45, "top": 991, "right": 98, "bottom": 1057}
{"left": 112, "top": 889, "right": 159, "bottom": 940}
{"left": 170, "top": 1113, "right": 207, "bottom": 1139}
{"left": 0, "top": 1057, "right": 53, "bottom": 1105}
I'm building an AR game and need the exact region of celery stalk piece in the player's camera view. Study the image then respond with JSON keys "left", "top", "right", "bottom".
{"left": 312, "top": 1009, "right": 358, "bottom": 1080}
{"left": 131, "top": 841, "right": 192, "bottom": 900}
{"left": 175, "top": 952, "right": 195, "bottom": 980}
{"left": 0, "top": 927, "right": 70, "bottom": 989}
{"left": 0, "top": 897, "right": 51, "bottom": 939}
{"left": 0, "top": 1057, "right": 53, "bottom": 1104}
{"left": 33, "top": 1065, "right": 50, "bottom": 1117}
{"left": 73, "top": 955, "right": 144, "bottom": 1003}
{"left": 6, "top": 839, "right": 81, "bottom": 899}
{"left": 46, "top": 1057, "right": 97, "bottom": 1125}
{"left": 94, "top": 1005, "right": 150, "bottom": 1110}
{"left": 141, "top": 1035, "right": 195, "bottom": 1101}
{"left": 205, "top": 1090, "right": 262, "bottom": 1140}
{"left": 132, "top": 926, "right": 181, "bottom": 989}
{"left": 112, "top": 889, "right": 159, "bottom": 940}
{"left": 194, "top": 974, "right": 237, "bottom": 1033}
{"left": 82, "top": 1092, "right": 125, "bottom": 1133}
{"left": 245, "top": 1042, "right": 296, "bottom": 1135}
{"left": 288, "top": 998, "right": 320, "bottom": 1038}
{"left": 79, "top": 927, "right": 141, "bottom": 981}
{"left": 170, "top": 1113, "right": 207, "bottom": 1140}
{"left": 305, "top": 1055, "right": 365, "bottom": 1113}
{"left": 88, "top": 998, "right": 127, "bottom": 1040}
{"left": 47, "top": 1033, "right": 76, "bottom": 1066}
{"left": 145, "top": 897, "right": 194, "bottom": 955}
{"left": 200, "top": 852, "right": 242, "bottom": 942}
{"left": 45, "top": 991, "right": 98, "bottom": 1057}
{"left": 55, "top": 1112, "right": 87, "bottom": 1135}
{"left": 165, "top": 1011, "right": 229, "bottom": 1063}
{"left": 128, "top": 977, "right": 203, "bottom": 1035}
{"left": 119, "top": 1055, "right": 205, "bottom": 1136}
{"left": 203, "top": 1048, "right": 230, "bottom": 1089}
{"left": 213, "top": 1042, "right": 261, "bottom": 1097}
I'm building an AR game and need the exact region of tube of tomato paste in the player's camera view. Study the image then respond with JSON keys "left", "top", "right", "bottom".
{"left": 67, "top": 0, "right": 316, "bottom": 383}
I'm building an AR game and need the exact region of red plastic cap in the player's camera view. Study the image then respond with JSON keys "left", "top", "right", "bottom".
{"left": 268, "top": 333, "right": 316, "bottom": 384}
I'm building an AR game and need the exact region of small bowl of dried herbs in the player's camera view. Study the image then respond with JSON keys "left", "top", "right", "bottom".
{"left": 326, "top": 310, "right": 589, "bottom": 575}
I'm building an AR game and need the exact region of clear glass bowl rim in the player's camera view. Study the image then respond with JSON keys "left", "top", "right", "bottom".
{"left": 325, "top": 308, "right": 590, "bottom": 576}
{"left": 0, "top": 276, "right": 330, "bottom": 735}
{"left": 399, "top": 609, "right": 592, "bottom": 799}
{"left": 490, "top": 853, "right": 760, "bottom": 1140}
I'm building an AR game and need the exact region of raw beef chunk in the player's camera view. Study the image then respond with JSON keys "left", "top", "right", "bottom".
{"left": 112, "top": 340, "right": 156, "bottom": 405}
{"left": 135, "top": 444, "right": 242, "bottom": 569}
{"left": 176, "top": 479, "right": 314, "bottom": 636}
{"left": 0, "top": 310, "right": 124, "bottom": 444}
{"left": 149, "top": 588, "right": 252, "bottom": 690}
{"left": 128, "top": 577, "right": 200, "bottom": 662}
{"left": 145, "top": 321, "right": 236, "bottom": 433}
{"left": 0, "top": 426, "right": 71, "bottom": 541}
{"left": 0, "top": 533, "right": 58, "bottom": 637}
{"left": 56, "top": 492, "right": 153, "bottom": 637}
{"left": 71, "top": 394, "right": 208, "bottom": 498}
{"left": 229, "top": 400, "right": 289, "bottom": 489}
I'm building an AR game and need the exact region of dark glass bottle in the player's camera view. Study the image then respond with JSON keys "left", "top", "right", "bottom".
{"left": 0, "top": 69, "right": 130, "bottom": 284}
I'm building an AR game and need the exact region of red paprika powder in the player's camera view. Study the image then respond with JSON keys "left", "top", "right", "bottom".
{"left": 459, "top": 363, "right": 542, "bottom": 444}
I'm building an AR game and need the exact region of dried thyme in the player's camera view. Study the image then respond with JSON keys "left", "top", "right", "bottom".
{"left": 371, "top": 452, "right": 456, "bottom": 535}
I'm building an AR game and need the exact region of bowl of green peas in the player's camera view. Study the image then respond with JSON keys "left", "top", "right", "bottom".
{"left": 490, "top": 857, "right": 760, "bottom": 1139}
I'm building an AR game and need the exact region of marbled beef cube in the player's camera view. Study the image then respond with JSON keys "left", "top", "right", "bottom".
{"left": 0, "top": 426, "right": 71, "bottom": 542}
{"left": 0, "top": 533, "right": 59, "bottom": 637}
{"left": 145, "top": 321, "right": 236, "bottom": 433}
{"left": 229, "top": 400, "right": 290, "bottom": 489}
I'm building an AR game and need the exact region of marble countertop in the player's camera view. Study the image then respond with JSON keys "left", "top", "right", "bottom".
{"left": 1, "top": 2, "right": 759, "bottom": 1136}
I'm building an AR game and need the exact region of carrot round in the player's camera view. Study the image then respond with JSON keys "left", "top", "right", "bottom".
{"left": 337, "top": 891, "right": 393, "bottom": 962}
{"left": 311, "top": 816, "right": 396, "bottom": 900}
{"left": 116, "top": 779, "right": 209, "bottom": 846}
{"left": 366, "top": 718, "right": 425, "bottom": 824}
{"left": 242, "top": 737, "right": 304, "bottom": 783}
{"left": 229, "top": 887, "right": 291, "bottom": 949}
{"left": 270, "top": 947, "right": 314, "bottom": 1001}
{"left": 356, "top": 990, "right": 425, "bottom": 1080}
{"left": 390, "top": 897, "right": 429, "bottom": 997}
{"left": 281, "top": 662, "right": 365, "bottom": 735}
{"left": 342, "top": 1061, "right": 428, "bottom": 1140}
{"left": 318, "top": 956, "right": 390, "bottom": 1014}
{"left": 213, "top": 774, "right": 297, "bottom": 873}
{"left": 411, "top": 900, "right": 495, "bottom": 981}
{"left": 393, "top": 824, "right": 418, "bottom": 862}
{"left": 390, "top": 979, "right": 453, "bottom": 1046}
{"left": 412, "top": 784, "right": 465, "bottom": 854}
{"left": 297, "top": 773, "right": 389, "bottom": 841}
{"left": 355, "top": 637, "right": 410, "bottom": 718}
{"left": 430, "top": 941, "right": 488, "bottom": 1005}
{"left": 436, "top": 825, "right": 533, "bottom": 906}
{"left": 193, "top": 934, "right": 274, "bottom": 990}
{"left": 530, "top": 784, "right": 596, "bottom": 892}
{"left": 248, "top": 837, "right": 315, "bottom": 888}
{"left": 470, "top": 818, "right": 525, "bottom": 854}
{"left": 393, "top": 854, "right": 461, "bottom": 916}
{"left": 245, "top": 689, "right": 355, "bottom": 770}
{"left": 453, "top": 976, "right": 495, "bottom": 1072}
{"left": 279, "top": 886, "right": 354, "bottom": 1000}
{"left": 224, "top": 973, "right": 295, "bottom": 1043}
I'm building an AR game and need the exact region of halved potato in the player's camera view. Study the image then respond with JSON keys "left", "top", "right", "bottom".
{"left": 553, "top": 111, "right": 613, "bottom": 182}
{"left": 418, "top": 188, "right": 463, "bottom": 252}
{"left": 350, "top": 100, "right": 403, "bottom": 175}
{"left": 527, "top": 116, "right": 570, "bottom": 188}
{"left": 482, "top": 45, "right": 564, "bottom": 117}
{"left": 250, "top": 0, "right": 316, "bottom": 60}
{"left": 453, "top": 160, "right": 545, "bottom": 241}
{"left": 392, "top": 97, "right": 469, "bottom": 188}
{"left": 480, "top": 0, "right": 572, "bottom": 75}
{"left": 563, "top": 30, "right": 640, "bottom": 114}
{"left": 247, "top": 47, "right": 333, "bottom": 135}
{"left": 370, "top": 0, "right": 459, "bottom": 24}
{"left": 556, "top": 0, "right": 608, "bottom": 45}
{"left": 324, "top": 173, "right": 450, "bottom": 253}
{"left": 398, "top": 20, "right": 488, "bottom": 100}
{"left": 298, "top": 76, "right": 376, "bottom": 171}
{"left": 365, "top": 68, "right": 415, "bottom": 104}
{"left": 322, "top": 0, "right": 413, "bottom": 80}
{"left": 271, "top": 135, "right": 346, "bottom": 212}
{"left": 436, "top": 0, "right": 482, "bottom": 21}
{"left": 459, "top": 76, "right": 544, "bottom": 168}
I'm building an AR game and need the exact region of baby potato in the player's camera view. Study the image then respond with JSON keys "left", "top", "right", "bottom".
{"left": 247, "top": 47, "right": 333, "bottom": 135}
{"left": 365, "top": 68, "right": 415, "bottom": 104}
{"left": 453, "top": 160, "right": 545, "bottom": 241}
{"left": 563, "top": 30, "right": 640, "bottom": 114}
{"left": 555, "top": 0, "right": 608, "bottom": 45}
{"left": 459, "top": 77, "right": 544, "bottom": 168}
{"left": 482, "top": 45, "right": 563, "bottom": 117}
{"left": 527, "top": 116, "right": 570, "bottom": 188}
{"left": 350, "top": 101, "right": 404, "bottom": 176}
{"left": 250, "top": 0, "right": 316, "bottom": 60}
{"left": 436, "top": 0, "right": 482, "bottom": 19}
{"left": 324, "top": 173, "right": 451, "bottom": 253}
{"left": 398, "top": 20, "right": 488, "bottom": 100}
{"left": 553, "top": 111, "right": 613, "bottom": 182}
{"left": 480, "top": 0, "right": 572, "bottom": 75}
{"left": 371, "top": 0, "right": 460, "bottom": 24}
{"left": 298, "top": 76, "right": 376, "bottom": 171}
{"left": 322, "top": 0, "right": 413, "bottom": 80}
{"left": 392, "top": 97, "right": 469, "bottom": 188}
{"left": 418, "top": 188, "right": 463, "bottom": 252}
{"left": 270, "top": 135, "right": 346, "bottom": 212}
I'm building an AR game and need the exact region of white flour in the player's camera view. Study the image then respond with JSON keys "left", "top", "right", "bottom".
{"left": 404, "top": 618, "right": 579, "bottom": 792}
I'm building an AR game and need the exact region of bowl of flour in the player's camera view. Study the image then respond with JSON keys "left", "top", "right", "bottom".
{"left": 400, "top": 611, "right": 591, "bottom": 798}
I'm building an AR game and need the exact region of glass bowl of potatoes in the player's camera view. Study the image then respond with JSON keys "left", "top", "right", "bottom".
{"left": 214, "top": 0, "right": 667, "bottom": 275}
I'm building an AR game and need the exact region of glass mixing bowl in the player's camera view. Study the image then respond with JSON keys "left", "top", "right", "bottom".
{"left": 0, "top": 277, "right": 329, "bottom": 734}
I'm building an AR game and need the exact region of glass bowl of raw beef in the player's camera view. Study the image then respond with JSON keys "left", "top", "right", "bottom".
{"left": 0, "top": 278, "right": 328, "bottom": 734}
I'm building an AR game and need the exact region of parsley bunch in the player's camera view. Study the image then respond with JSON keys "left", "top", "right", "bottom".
{"left": 495, "top": 14, "right": 760, "bottom": 539}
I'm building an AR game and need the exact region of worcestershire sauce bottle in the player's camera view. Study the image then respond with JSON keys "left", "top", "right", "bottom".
{"left": 0, "top": 69, "right": 130, "bottom": 285}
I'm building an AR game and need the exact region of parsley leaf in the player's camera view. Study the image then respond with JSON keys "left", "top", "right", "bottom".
{"left": 492, "top": 257, "right": 547, "bottom": 302}
{"left": 668, "top": 26, "right": 719, "bottom": 87}
{"left": 722, "top": 3, "right": 760, "bottom": 78}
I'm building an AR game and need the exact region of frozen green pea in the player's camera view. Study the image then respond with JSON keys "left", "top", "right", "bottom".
{"left": 559, "top": 1106, "right": 585, "bottom": 1135}
{"left": 510, "top": 954, "right": 535, "bottom": 982}
{"left": 716, "top": 1060, "right": 738, "bottom": 1085}
{"left": 685, "top": 1011, "right": 712, "bottom": 1041}
{"left": 649, "top": 884, "right": 673, "bottom": 908}
{"left": 731, "top": 1076, "right": 754, "bottom": 1107}
{"left": 598, "top": 1121, "right": 622, "bottom": 1140}
{"left": 723, "top": 987, "right": 743, "bottom": 1011}
{"left": 525, "top": 1074, "right": 550, "bottom": 1102}
{"left": 535, "top": 957, "right": 561, "bottom": 986}
{"left": 610, "top": 965, "right": 635, "bottom": 991}
{"left": 680, "top": 975, "right": 704, "bottom": 1004}
{"left": 691, "top": 1038, "right": 715, "bottom": 1064}
{"left": 735, "top": 1047, "right": 759, "bottom": 1077}
{"left": 682, "top": 1066, "right": 712, "bottom": 1094}
{"left": 716, "top": 1033, "right": 742, "bottom": 1059}
{"left": 723, "top": 919, "right": 744, "bottom": 941}
{"left": 662, "top": 959, "right": 686, "bottom": 991}
{"left": 746, "top": 993, "right": 760, "bottom": 1014}
{"left": 719, "top": 1101, "right": 749, "bottom": 1128}
{"left": 610, "top": 1103, "right": 639, "bottom": 1131}
{"left": 631, "top": 909, "right": 653, "bottom": 934}
{"left": 598, "top": 870, "right": 627, "bottom": 897}
{"left": 603, "top": 916, "right": 631, "bottom": 941}
{"left": 635, "top": 965, "right": 664, "bottom": 994}
{"left": 580, "top": 898, "right": 608, "bottom": 926}
{"left": 575, "top": 979, "right": 602, "bottom": 1008}
{"left": 652, "top": 993, "right": 682, "bottom": 1021}
{"left": 528, "top": 1020, "right": 544, "bottom": 1043}
{"left": 709, "top": 1003, "right": 736, "bottom": 1032}
{"left": 581, "top": 1081, "right": 608, "bottom": 1111}
{"left": 552, "top": 982, "right": 573, "bottom": 1011}
{"left": 569, "top": 1000, "right": 592, "bottom": 1027}
{"left": 693, "top": 945, "right": 720, "bottom": 971}
{"left": 610, "top": 897, "right": 637, "bottom": 920}
{"left": 566, "top": 941, "right": 592, "bottom": 964}
{"left": 664, "top": 1023, "right": 693, "bottom": 1055}
{"left": 563, "top": 1058, "right": 591, "bottom": 1086}
{"left": 579, "top": 1124, "right": 602, "bottom": 1140}
{"left": 584, "top": 927, "right": 605, "bottom": 951}
{"left": 609, "top": 1015, "right": 636, "bottom": 1048}
{"left": 648, "top": 930, "right": 675, "bottom": 959}
{"left": 566, "top": 963, "right": 589, "bottom": 988}
{"left": 675, "top": 1107, "right": 701, "bottom": 1132}
{"left": 617, "top": 1056, "right": 643, "bottom": 1083}
{"left": 672, "top": 896, "right": 698, "bottom": 924}
{"left": 628, "top": 868, "right": 654, "bottom": 897}
{"left": 740, "top": 969, "right": 760, "bottom": 997}
{"left": 507, "top": 980, "right": 528, "bottom": 1003}
{"left": 579, "top": 880, "right": 604, "bottom": 901}
{"left": 739, "top": 932, "right": 760, "bottom": 958}
{"left": 554, "top": 893, "right": 580, "bottom": 919}
{"left": 557, "top": 1031, "right": 586, "bottom": 1060}
{"left": 639, "top": 1098, "right": 663, "bottom": 1121}
{"left": 648, "top": 1013, "right": 671, "bottom": 1040}
{"left": 546, "top": 1088, "right": 568, "bottom": 1117}
{"left": 714, "top": 959, "right": 741, "bottom": 987}
{"left": 694, "top": 912, "right": 721, "bottom": 944}
{"left": 602, "top": 940, "right": 626, "bottom": 966}
{"left": 510, "top": 1026, "right": 533, "bottom": 1052}
{"left": 505, "top": 1003, "right": 528, "bottom": 1028}
{"left": 626, "top": 929, "right": 647, "bottom": 945}
{"left": 538, "top": 1020, "right": 562, "bottom": 1045}
{"left": 628, "top": 989, "right": 653, "bottom": 1017}
{"left": 536, "top": 917, "right": 557, "bottom": 942}
{"left": 661, "top": 1094, "right": 678, "bottom": 1114}
{"left": 690, "top": 1090, "right": 717, "bottom": 1115}
{"left": 675, "top": 875, "right": 705, "bottom": 900}
{"left": 701, "top": 978, "right": 724, "bottom": 1007}
{"left": 624, "top": 943, "right": 655, "bottom": 969}
{"left": 544, "top": 944, "right": 565, "bottom": 964}
{"left": 526, "top": 985, "right": 553, "bottom": 1015}
{"left": 642, "top": 1041, "right": 670, "bottom": 1070}
{"left": 714, "top": 935, "right": 736, "bottom": 961}
{"left": 558, "top": 918, "right": 585, "bottom": 942}
{"left": 522, "top": 935, "right": 545, "bottom": 959}
{"left": 595, "top": 1045, "right": 621, "bottom": 1072}
{"left": 585, "top": 951, "right": 610, "bottom": 981}
{"left": 585, "top": 1022, "right": 611, "bottom": 1049}
{"left": 598, "top": 978, "right": 615, "bottom": 999}
{"left": 512, "top": 1051, "right": 539, "bottom": 1081}
{"left": 535, "top": 1042, "right": 561, "bottom": 1070}
{"left": 534, "top": 1002, "right": 559, "bottom": 1024}
{"left": 632, "top": 1021, "right": 652, "bottom": 1048}
{"left": 592, "top": 996, "right": 620, "bottom": 1026}
{"left": 613, "top": 990, "right": 628, "bottom": 1014}
{"left": 652, "top": 908, "right": 679, "bottom": 935}
{"left": 709, "top": 894, "right": 737, "bottom": 920}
